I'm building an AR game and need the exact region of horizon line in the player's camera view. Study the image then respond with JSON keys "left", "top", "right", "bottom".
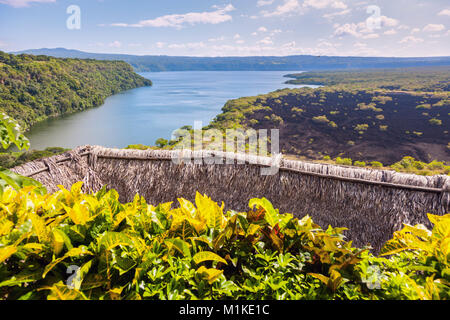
{"left": 8, "top": 47, "right": 450, "bottom": 59}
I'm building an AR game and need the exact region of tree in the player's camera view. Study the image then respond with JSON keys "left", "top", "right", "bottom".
{"left": 155, "top": 138, "right": 168, "bottom": 148}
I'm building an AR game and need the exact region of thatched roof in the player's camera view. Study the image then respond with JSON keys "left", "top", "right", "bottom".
{"left": 11, "top": 145, "right": 449, "bottom": 253}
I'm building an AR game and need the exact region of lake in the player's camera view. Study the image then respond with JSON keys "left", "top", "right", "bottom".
{"left": 26, "top": 71, "right": 316, "bottom": 149}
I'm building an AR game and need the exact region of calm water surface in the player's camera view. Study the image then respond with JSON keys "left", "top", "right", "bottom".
{"left": 26, "top": 71, "right": 316, "bottom": 149}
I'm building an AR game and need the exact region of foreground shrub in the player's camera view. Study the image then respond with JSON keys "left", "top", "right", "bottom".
{"left": 390, "top": 157, "right": 450, "bottom": 176}
{"left": 0, "top": 183, "right": 448, "bottom": 300}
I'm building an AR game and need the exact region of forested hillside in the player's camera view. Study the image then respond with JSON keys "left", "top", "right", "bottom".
{"left": 284, "top": 67, "right": 450, "bottom": 92}
{"left": 0, "top": 51, "right": 152, "bottom": 129}
{"left": 203, "top": 67, "right": 450, "bottom": 164}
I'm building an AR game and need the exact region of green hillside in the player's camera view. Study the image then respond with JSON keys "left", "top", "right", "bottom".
{"left": 0, "top": 51, "right": 152, "bottom": 130}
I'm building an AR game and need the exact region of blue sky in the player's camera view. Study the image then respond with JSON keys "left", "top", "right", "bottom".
{"left": 0, "top": 0, "right": 449, "bottom": 57}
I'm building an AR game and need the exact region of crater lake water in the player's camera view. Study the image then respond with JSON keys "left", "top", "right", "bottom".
{"left": 26, "top": 71, "right": 316, "bottom": 149}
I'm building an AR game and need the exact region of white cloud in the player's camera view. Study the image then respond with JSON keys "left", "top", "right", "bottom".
{"left": 323, "top": 9, "right": 351, "bottom": 19}
{"left": 303, "top": 0, "right": 347, "bottom": 10}
{"left": 168, "top": 41, "right": 206, "bottom": 49}
{"left": 261, "top": 0, "right": 303, "bottom": 17}
{"left": 270, "top": 28, "right": 282, "bottom": 35}
{"left": 423, "top": 24, "right": 445, "bottom": 32}
{"left": 258, "top": 26, "right": 268, "bottom": 32}
{"left": 397, "top": 25, "right": 410, "bottom": 30}
{"left": 333, "top": 23, "right": 361, "bottom": 37}
{"left": 108, "top": 41, "right": 122, "bottom": 48}
{"left": 438, "top": 9, "right": 450, "bottom": 16}
{"left": 384, "top": 29, "right": 397, "bottom": 35}
{"left": 233, "top": 34, "right": 241, "bottom": 39}
{"left": 156, "top": 42, "right": 166, "bottom": 48}
{"left": 0, "top": 0, "right": 54, "bottom": 7}
{"left": 258, "top": 36, "right": 273, "bottom": 45}
{"left": 333, "top": 15, "right": 399, "bottom": 38}
{"left": 208, "top": 36, "right": 225, "bottom": 42}
{"left": 110, "top": 4, "right": 235, "bottom": 29}
{"left": 399, "top": 36, "right": 424, "bottom": 44}
{"left": 362, "top": 33, "right": 379, "bottom": 39}
{"left": 411, "top": 28, "right": 420, "bottom": 34}
{"left": 257, "top": 0, "right": 274, "bottom": 6}
{"left": 378, "top": 15, "right": 399, "bottom": 28}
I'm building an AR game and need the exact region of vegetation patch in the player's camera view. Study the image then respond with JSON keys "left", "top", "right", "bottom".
{"left": 0, "top": 51, "right": 152, "bottom": 129}
{"left": 0, "top": 184, "right": 449, "bottom": 300}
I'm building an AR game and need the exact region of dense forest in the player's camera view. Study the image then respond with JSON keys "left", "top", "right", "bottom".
{"left": 15, "top": 48, "right": 450, "bottom": 72}
{"left": 200, "top": 67, "right": 449, "bottom": 164}
{"left": 0, "top": 51, "right": 152, "bottom": 130}
{"left": 284, "top": 67, "right": 450, "bottom": 92}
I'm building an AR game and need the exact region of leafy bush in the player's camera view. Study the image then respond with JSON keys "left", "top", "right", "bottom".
{"left": 390, "top": 157, "right": 450, "bottom": 176}
{"left": 370, "top": 161, "right": 383, "bottom": 168}
{"left": 0, "top": 184, "right": 448, "bottom": 300}
{"left": 429, "top": 118, "right": 442, "bottom": 126}
{"left": 335, "top": 157, "right": 353, "bottom": 166}
{"left": 354, "top": 161, "right": 366, "bottom": 167}
{"left": 155, "top": 138, "right": 169, "bottom": 148}
{"left": 312, "top": 115, "right": 330, "bottom": 124}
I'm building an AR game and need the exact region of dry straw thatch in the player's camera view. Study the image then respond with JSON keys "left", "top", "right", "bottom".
{"left": 12, "top": 145, "right": 450, "bottom": 253}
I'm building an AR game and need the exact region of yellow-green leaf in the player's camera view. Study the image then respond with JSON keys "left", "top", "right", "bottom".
{"left": 193, "top": 251, "right": 227, "bottom": 265}
{"left": 164, "top": 238, "right": 191, "bottom": 258}
{"left": 0, "top": 245, "right": 17, "bottom": 263}
{"left": 249, "top": 197, "right": 279, "bottom": 227}
{"left": 43, "top": 246, "right": 92, "bottom": 278}
{"left": 196, "top": 266, "right": 223, "bottom": 284}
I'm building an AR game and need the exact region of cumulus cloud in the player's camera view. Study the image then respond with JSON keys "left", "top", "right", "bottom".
{"left": 323, "top": 9, "right": 351, "bottom": 19}
{"left": 156, "top": 42, "right": 166, "bottom": 49}
{"left": 260, "top": 0, "right": 349, "bottom": 17}
{"left": 423, "top": 24, "right": 445, "bottom": 32}
{"left": 109, "top": 4, "right": 235, "bottom": 29}
{"left": 333, "top": 15, "right": 399, "bottom": 39}
{"left": 257, "top": 0, "right": 274, "bottom": 6}
{"left": 257, "top": 36, "right": 273, "bottom": 45}
{"left": 384, "top": 29, "right": 397, "bottom": 35}
{"left": 168, "top": 42, "right": 206, "bottom": 49}
{"left": 303, "top": 0, "right": 347, "bottom": 10}
{"left": 0, "top": 0, "right": 54, "bottom": 7}
{"left": 438, "top": 9, "right": 450, "bottom": 16}
{"left": 399, "top": 36, "right": 424, "bottom": 44}
{"left": 261, "top": 0, "right": 303, "bottom": 17}
{"left": 208, "top": 36, "right": 226, "bottom": 42}
{"left": 108, "top": 41, "right": 122, "bottom": 48}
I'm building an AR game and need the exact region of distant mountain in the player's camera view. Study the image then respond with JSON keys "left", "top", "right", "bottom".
{"left": 12, "top": 48, "right": 450, "bottom": 72}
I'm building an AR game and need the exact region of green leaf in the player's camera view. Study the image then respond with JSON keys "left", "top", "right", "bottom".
{"left": 193, "top": 251, "right": 227, "bottom": 265}
{"left": 0, "top": 269, "right": 42, "bottom": 287}
{"left": 164, "top": 238, "right": 191, "bottom": 258}
{"left": 196, "top": 266, "right": 223, "bottom": 284}
{"left": 249, "top": 197, "right": 279, "bottom": 227}
{"left": 0, "top": 169, "right": 46, "bottom": 196}
{"left": 0, "top": 112, "right": 30, "bottom": 151}
{"left": 43, "top": 246, "right": 92, "bottom": 278}
{"left": 195, "top": 192, "right": 223, "bottom": 230}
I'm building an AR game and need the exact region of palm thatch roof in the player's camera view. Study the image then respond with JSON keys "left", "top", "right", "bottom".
{"left": 11, "top": 145, "right": 449, "bottom": 253}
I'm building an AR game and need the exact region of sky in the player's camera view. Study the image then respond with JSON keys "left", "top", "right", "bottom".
{"left": 0, "top": 0, "right": 449, "bottom": 57}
